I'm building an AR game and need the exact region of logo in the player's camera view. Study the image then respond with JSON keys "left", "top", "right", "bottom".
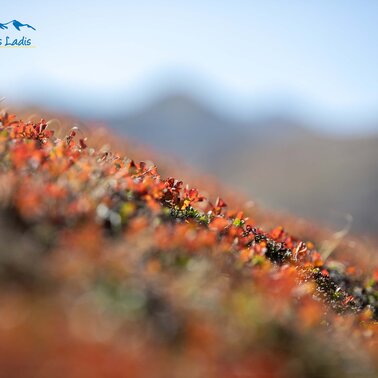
{"left": 0, "top": 20, "right": 36, "bottom": 48}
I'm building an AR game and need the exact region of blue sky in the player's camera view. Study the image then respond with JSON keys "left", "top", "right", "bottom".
{"left": 1, "top": 1, "right": 378, "bottom": 130}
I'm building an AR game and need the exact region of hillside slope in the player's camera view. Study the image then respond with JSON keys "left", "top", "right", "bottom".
{"left": 1, "top": 112, "right": 378, "bottom": 377}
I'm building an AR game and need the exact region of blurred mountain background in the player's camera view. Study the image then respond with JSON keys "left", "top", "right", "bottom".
{"left": 108, "top": 93, "right": 378, "bottom": 235}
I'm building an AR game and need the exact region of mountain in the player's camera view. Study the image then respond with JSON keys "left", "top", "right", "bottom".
{"left": 111, "top": 93, "right": 247, "bottom": 168}
{"left": 0, "top": 20, "right": 36, "bottom": 31}
{"left": 111, "top": 93, "right": 309, "bottom": 168}
{"left": 110, "top": 93, "right": 378, "bottom": 235}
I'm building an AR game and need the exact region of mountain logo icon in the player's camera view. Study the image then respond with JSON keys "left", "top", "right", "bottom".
{"left": 0, "top": 20, "right": 36, "bottom": 31}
